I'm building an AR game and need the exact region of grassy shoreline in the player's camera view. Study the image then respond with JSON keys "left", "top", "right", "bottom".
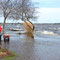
{"left": 0, "top": 48, "right": 15, "bottom": 60}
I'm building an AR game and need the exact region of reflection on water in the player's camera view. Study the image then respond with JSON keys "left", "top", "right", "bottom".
{"left": 1, "top": 33, "right": 60, "bottom": 60}
{"left": 1, "top": 40, "right": 10, "bottom": 50}
{"left": 0, "top": 23, "right": 60, "bottom": 60}
{"left": 4, "top": 41, "right": 9, "bottom": 50}
{"left": 0, "top": 40, "right": 2, "bottom": 49}
{"left": 25, "top": 33, "right": 34, "bottom": 38}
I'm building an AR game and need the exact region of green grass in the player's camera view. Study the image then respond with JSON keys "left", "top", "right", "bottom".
{"left": 0, "top": 48, "right": 5, "bottom": 52}
{"left": 4, "top": 51, "right": 16, "bottom": 60}
{"left": 4, "top": 56, "right": 14, "bottom": 60}
{"left": 9, "top": 50, "right": 16, "bottom": 56}
{"left": 0, "top": 48, "right": 16, "bottom": 60}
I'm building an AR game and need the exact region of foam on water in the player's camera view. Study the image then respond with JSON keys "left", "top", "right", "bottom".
{"left": 48, "top": 28, "right": 57, "bottom": 31}
{"left": 36, "top": 31, "right": 58, "bottom": 35}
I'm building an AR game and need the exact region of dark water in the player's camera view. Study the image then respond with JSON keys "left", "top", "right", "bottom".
{"left": 1, "top": 23, "right": 60, "bottom": 60}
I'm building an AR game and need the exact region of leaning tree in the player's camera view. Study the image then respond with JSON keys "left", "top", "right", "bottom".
{"left": 0, "top": 0, "right": 37, "bottom": 34}
{"left": 9, "top": 0, "right": 37, "bottom": 30}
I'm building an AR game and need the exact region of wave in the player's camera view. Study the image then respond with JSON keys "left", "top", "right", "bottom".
{"left": 57, "top": 28, "right": 60, "bottom": 30}
{"left": 47, "top": 27, "right": 60, "bottom": 31}
{"left": 36, "top": 31, "right": 58, "bottom": 35}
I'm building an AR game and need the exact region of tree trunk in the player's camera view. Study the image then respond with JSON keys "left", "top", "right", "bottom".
{"left": 2, "top": 18, "right": 6, "bottom": 34}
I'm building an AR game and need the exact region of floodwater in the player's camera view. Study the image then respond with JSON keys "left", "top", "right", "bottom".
{"left": 1, "top": 23, "right": 60, "bottom": 60}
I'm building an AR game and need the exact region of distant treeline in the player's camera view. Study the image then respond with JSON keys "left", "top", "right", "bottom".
{"left": 0, "top": 23, "right": 60, "bottom": 25}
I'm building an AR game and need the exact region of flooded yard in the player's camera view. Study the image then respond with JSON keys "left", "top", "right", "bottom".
{"left": 1, "top": 23, "right": 60, "bottom": 60}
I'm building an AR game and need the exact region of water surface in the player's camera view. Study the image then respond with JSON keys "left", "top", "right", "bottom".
{"left": 1, "top": 23, "right": 60, "bottom": 60}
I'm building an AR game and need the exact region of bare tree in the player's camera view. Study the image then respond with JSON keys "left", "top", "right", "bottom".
{"left": 0, "top": 0, "right": 18, "bottom": 33}
{"left": 9, "top": 0, "right": 36, "bottom": 30}
{"left": 9, "top": 0, "right": 36, "bottom": 21}
{"left": 0, "top": 0, "right": 37, "bottom": 34}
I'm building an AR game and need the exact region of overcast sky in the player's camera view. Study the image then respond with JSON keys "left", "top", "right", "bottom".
{"left": 0, "top": 0, "right": 60, "bottom": 23}
{"left": 32, "top": 0, "right": 60, "bottom": 8}
{"left": 32, "top": 0, "right": 60, "bottom": 23}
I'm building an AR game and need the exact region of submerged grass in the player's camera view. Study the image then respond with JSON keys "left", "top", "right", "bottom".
{"left": 4, "top": 56, "right": 14, "bottom": 60}
{"left": 0, "top": 48, "right": 16, "bottom": 60}
{"left": 4, "top": 51, "right": 16, "bottom": 60}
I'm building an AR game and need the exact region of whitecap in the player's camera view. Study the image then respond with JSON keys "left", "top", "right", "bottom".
{"left": 36, "top": 31, "right": 58, "bottom": 35}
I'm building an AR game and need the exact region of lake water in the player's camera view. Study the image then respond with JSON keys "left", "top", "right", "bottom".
{"left": 1, "top": 23, "right": 60, "bottom": 60}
